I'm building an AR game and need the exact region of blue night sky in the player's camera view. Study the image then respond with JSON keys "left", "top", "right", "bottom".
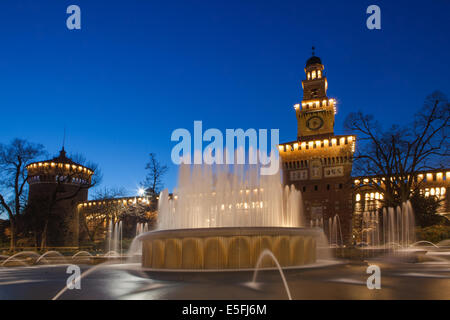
{"left": 0, "top": 0, "right": 448, "bottom": 196}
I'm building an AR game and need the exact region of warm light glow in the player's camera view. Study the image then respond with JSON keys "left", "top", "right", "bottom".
{"left": 138, "top": 188, "right": 146, "bottom": 196}
{"left": 294, "top": 103, "right": 300, "bottom": 110}
{"left": 356, "top": 194, "right": 361, "bottom": 202}
{"left": 278, "top": 145, "right": 284, "bottom": 152}
{"left": 331, "top": 138, "right": 337, "bottom": 145}
{"left": 437, "top": 172, "right": 443, "bottom": 180}
{"left": 426, "top": 173, "right": 433, "bottom": 181}
{"left": 293, "top": 143, "right": 298, "bottom": 150}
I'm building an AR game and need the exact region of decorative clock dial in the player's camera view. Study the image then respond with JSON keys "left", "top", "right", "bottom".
{"left": 306, "top": 116, "right": 324, "bottom": 130}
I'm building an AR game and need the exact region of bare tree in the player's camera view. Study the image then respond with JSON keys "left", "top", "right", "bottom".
{"left": 0, "top": 139, "right": 45, "bottom": 250}
{"left": 93, "top": 186, "right": 127, "bottom": 200}
{"left": 79, "top": 187, "right": 127, "bottom": 241}
{"left": 143, "top": 153, "right": 168, "bottom": 195}
{"left": 345, "top": 91, "right": 449, "bottom": 207}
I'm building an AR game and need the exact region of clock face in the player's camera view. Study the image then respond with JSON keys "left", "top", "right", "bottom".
{"left": 306, "top": 116, "right": 324, "bottom": 131}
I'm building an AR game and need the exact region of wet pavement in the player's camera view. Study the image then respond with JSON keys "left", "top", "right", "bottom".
{"left": 0, "top": 259, "right": 449, "bottom": 300}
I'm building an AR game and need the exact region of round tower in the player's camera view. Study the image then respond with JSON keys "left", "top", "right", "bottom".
{"left": 26, "top": 148, "right": 94, "bottom": 246}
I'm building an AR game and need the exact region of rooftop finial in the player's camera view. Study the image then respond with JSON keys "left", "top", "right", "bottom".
{"left": 312, "top": 46, "right": 315, "bottom": 56}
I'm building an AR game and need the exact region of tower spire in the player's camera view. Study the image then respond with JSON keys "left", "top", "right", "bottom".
{"left": 62, "top": 127, "right": 66, "bottom": 151}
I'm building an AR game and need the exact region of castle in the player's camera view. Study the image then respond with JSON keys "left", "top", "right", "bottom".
{"left": 24, "top": 50, "right": 449, "bottom": 247}
{"left": 279, "top": 49, "right": 449, "bottom": 244}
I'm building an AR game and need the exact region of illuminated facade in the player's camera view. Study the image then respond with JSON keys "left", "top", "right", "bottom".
{"left": 279, "top": 50, "right": 355, "bottom": 244}
{"left": 78, "top": 196, "right": 156, "bottom": 241}
{"left": 280, "top": 51, "right": 449, "bottom": 244}
{"left": 353, "top": 169, "right": 450, "bottom": 218}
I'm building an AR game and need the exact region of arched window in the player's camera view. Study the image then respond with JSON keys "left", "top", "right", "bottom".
{"left": 307, "top": 72, "right": 311, "bottom": 80}
{"left": 318, "top": 70, "right": 321, "bottom": 78}
{"left": 312, "top": 70, "right": 316, "bottom": 79}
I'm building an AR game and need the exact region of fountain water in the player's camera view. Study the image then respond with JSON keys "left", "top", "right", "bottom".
{"left": 384, "top": 201, "right": 415, "bottom": 248}
{"left": 128, "top": 222, "right": 150, "bottom": 259}
{"left": 72, "top": 251, "right": 93, "bottom": 259}
{"left": 157, "top": 164, "right": 304, "bottom": 230}
{"left": 329, "top": 215, "right": 343, "bottom": 247}
{"left": 362, "top": 211, "right": 380, "bottom": 247}
{"left": 360, "top": 201, "right": 415, "bottom": 249}
{"left": 35, "top": 251, "right": 66, "bottom": 264}
{"left": 107, "top": 220, "right": 123, "bottom": 256}
{"left": 140, "top": 163, "right": 327, "bottom": 270}
{"left": 1, "top": 251, "right": 41, "bottom": 267}
{"left": 251, "top": 249, "right": 292, "bottom": 300}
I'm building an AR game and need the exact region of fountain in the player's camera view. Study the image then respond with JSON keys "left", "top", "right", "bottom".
{"left": 362, "top": 211, "right": 380, "bottom": 247}
{"left": 106, "top": 220, "right": 123, "bottom": 256}
{"left": 358, "top": 201, "right": 415, "bottom": 250}
{"left": 383, "top": 201, "right": 415, "bottom": 248}
{"left": 328, "top": 215, "right": 344, "bottom": 247}
{"left": 139, "top": 163, "right": 326, "bottom": 270}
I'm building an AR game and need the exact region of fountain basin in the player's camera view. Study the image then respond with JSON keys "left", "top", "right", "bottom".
{"left": 139, "top": 227, "right": 321, "bottom": 270}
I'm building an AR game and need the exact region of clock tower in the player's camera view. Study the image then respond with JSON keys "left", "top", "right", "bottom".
{"left": 296, "top": 47, "right": 336, "bottom": 140}
{"left": 279, "top": 48, "right": 355, "bottom": 245}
